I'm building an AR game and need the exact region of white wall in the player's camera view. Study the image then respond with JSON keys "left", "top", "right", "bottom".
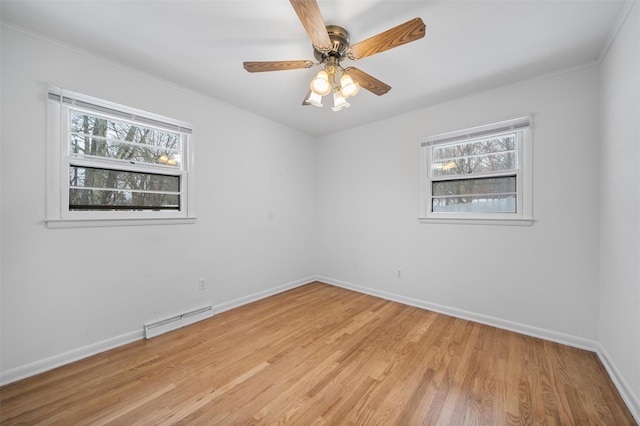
{"left": 316, "top": 66, "right": 602, "bottom": 344}
{"left": 599, "top": 1, "right": 640, "bottom": 416}
{"left": 0, "top": 26, "right": 317, "bottom": 382}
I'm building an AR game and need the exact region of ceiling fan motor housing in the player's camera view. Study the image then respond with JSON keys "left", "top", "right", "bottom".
{"left": 314, "top": 25, "right": 350, "bottom": 61}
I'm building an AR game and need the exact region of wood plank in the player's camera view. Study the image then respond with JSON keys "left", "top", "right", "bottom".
{"left": 1, "top": 282, "right": 636, "bottom": 425}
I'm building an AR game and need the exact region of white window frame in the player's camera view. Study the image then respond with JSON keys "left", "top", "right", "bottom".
{"left": 420, "top": 116, "right": 533, "bottom": 226}
{"left": 46, "top": 86, "right": 196, "bottom": 228}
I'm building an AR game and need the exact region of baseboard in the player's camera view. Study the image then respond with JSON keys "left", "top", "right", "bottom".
{"left": 0, "top": 276, "right": 316, "bottom": 387}
{"left": 213, "top": 276, "right": 316, "bottom": 315}
{"left": 317, "top": 276, "right": 640, "bottom": 423}
{"left": 596, "top": 343, "right": 640, "bottom": 423}
{"left": 0, "top": 329, "right": 143, "bottom": 386}
{"left": 318, "top": 276, "right": 599, "bottom": 351}
{"left": 5, "top": 275, "right": 636, "bottom": 424}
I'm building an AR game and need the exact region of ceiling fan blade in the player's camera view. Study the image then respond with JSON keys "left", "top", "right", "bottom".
{"left": 347, "top": 18, "right": 426, "bottom": 60}
{"left": 243, "top": 60, "right": 314, "bottom": 73}
{"left": 344, "top": 67, "right": 391, "bottom": 96}
{"left": 289, "top": 0, "right": 332, "bottom": 52}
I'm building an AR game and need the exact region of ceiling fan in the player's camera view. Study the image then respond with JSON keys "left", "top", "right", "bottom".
{"left": 243, "top": 0, "right": 426, "bottom": 111}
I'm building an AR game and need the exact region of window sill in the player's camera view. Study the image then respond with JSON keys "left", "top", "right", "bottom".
{"left": 419, "top": 217, "right": 534, "bottom": 226}
{"left": 46, "top": 217, "right": 196, "bottom": 229}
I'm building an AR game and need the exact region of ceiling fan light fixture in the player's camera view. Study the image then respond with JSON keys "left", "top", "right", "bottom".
{"left": 244, "top": 1, "right": 426, "bottom": 110}
{"left": 304, "top": 90, "right": 324, "bottom": 107}
{"left": 332, "top": 90, "right": 350, "bottom": 112}
{"left": 310, "top": 70, "right": 332, "bottom": 96}
{"left": 339, "top": 74, "right": 359, "bottom": 98}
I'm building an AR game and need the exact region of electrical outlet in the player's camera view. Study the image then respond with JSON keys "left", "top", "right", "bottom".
{"left": 396, "top": 269, "right": 403, "bottom": 279}
{"left": 198, "top": 278, "right": 206, "bottom": 290}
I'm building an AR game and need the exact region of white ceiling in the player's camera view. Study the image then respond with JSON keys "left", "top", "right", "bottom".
{"left": 1, "top": 0, "right": 630, "bottom": 136}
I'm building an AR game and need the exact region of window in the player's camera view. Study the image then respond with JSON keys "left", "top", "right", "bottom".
{"left": 420, "top": 116, "right": 533, "bottom": 225}
{"left": 46, "top": 87, "right": 195, "bottom": 228}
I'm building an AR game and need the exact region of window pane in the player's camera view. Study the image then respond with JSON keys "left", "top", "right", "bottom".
{"left": 69, "top": 166, "right": 180, "bottom": 211}
{"left": 69, "top": 189, "right": 180, "bottom": 210}
{"left": 69, "top": 111, "right": 181, "bottom": 167}
{"left": 70, "top": 135, "right": 181, "bottom": 167}
{"left": 432, "top": 134, "right": 516, "bottom": 176}
{"left": 432, "top": 194, "right": 516, "bottom": 213}
{"left": 69, "top": 166, "right": 179, "bottom": 192}
{"left": 432, "top": 152, "right": 516, "bottom": 176}
{"left": 432, "top": 176, "right": 516, "bottom": 196}
{"left": 431, "top": 176, "right": 516, "bottom": 213}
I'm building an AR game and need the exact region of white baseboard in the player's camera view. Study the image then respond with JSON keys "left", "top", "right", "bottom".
{"left": 0, "top": 276, "right": 316, "bottom": 387}
{"left": 213, "top": 276, "right": 316, "bottom": 315}
{"left": 596, "top": 343, "right": 640, "bottom": 423}
{"left": 318, "top": 276, "right": 640, "bottom": 424}
{"left": 318, "top": 276, "right": 599, "bottom": 350}
{"left": 0, "top": 329, "right": 143, "bottom": 386}
{"left": 4, "top": 275, "right": 637, "bottom": 424}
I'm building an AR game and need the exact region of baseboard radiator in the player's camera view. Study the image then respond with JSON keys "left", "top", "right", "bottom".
{"left": 144, "top": 305, "right": 213, "bottom": 339}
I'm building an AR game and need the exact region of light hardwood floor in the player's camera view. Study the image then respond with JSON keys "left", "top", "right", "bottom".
{"left": 1, "top": 282, "right": 636, "bottom": 425}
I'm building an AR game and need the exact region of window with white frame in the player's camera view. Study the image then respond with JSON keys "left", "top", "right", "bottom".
{"left": 420, "top": 116, "right": 533, "bottom": 225}
{"left": 46, "top": 87, "right": 195, "bottom": 227}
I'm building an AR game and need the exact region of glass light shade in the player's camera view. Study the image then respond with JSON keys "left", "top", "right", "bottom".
{"left": 310, "top": 70, "right": 332, "bottom": 96}
{"left": 305, "top": 90, "right": 323, "bottom": 107}
{"left": 332, "top": 91, "right": 350, "bottom": 112}
{"left": 340, "top": 74, "right": 360, "bottom": 98}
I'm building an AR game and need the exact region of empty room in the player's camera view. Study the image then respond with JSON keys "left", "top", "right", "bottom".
{"left": 1, "top": 0, "right": 638, "bottom": 424}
